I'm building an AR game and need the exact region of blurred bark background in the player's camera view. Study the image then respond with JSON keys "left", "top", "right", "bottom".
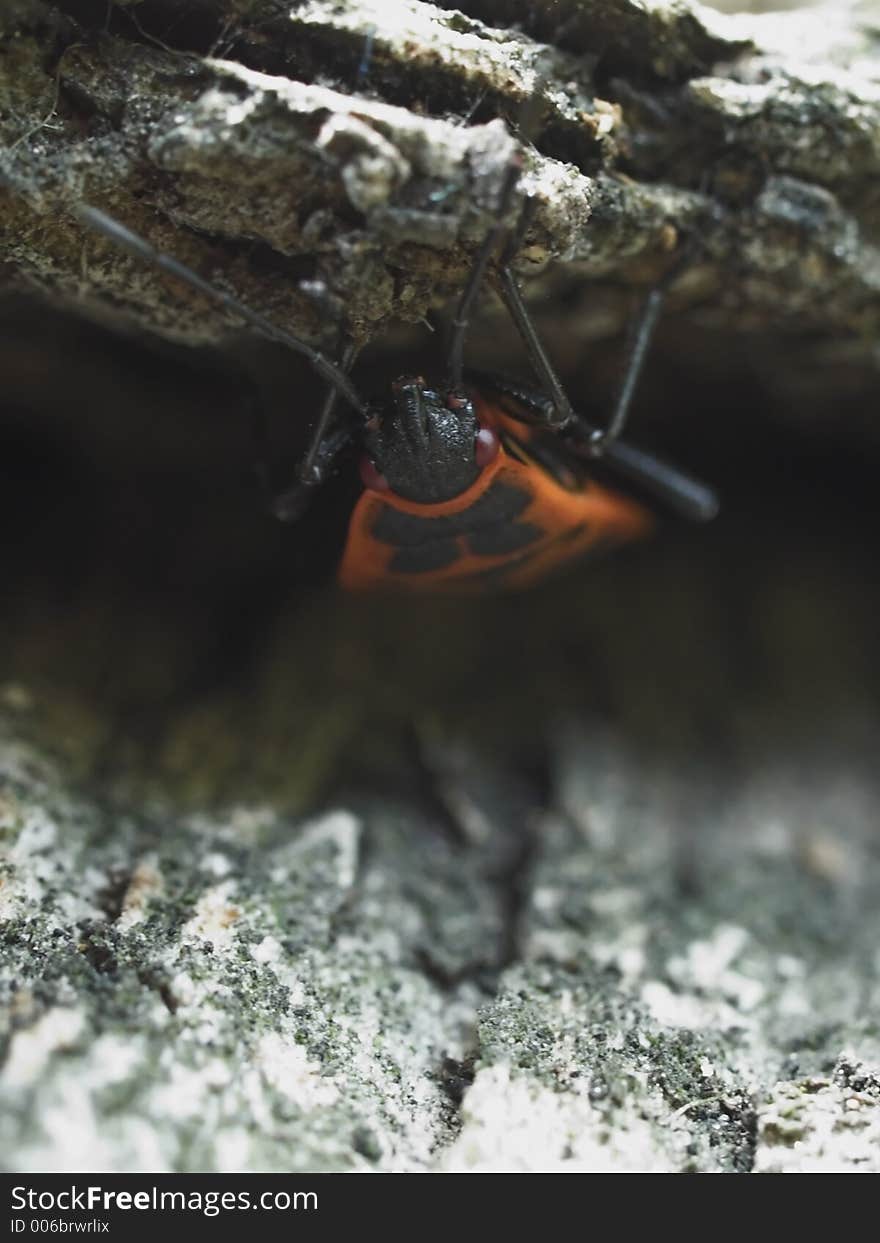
{"left": 1, "top": 0, "right": 879, "bottom": 1174}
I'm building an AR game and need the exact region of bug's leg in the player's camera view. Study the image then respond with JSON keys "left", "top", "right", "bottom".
{"left": 270, "top": 416, "right": 357, "bottom": 522}
{"left": 491, "top": 195, "right": 576, "bottom": 430}
{"left": 494, "top": 220, "right": 699, "bottom": 450}
{"left": 465, "top": 369, "right": 570, "bottom": 430}
{"left": 446, "top": 158, "right": 522, "bottom": 392}
{"left": 271, "top": 340, "right": 361, "bottom": 522}
{"left": 468, "top": 372, "right": 718, "bottom": 522}
{"left": 73, "top": 205, "right": 366, "bottom": 417}
{"left": 595, "top": 438, "right": 719, "bottom": 522}
{"left": 476, "top": 207, "right": 719, "bottom": 522}
{"left": 494, "top": 262, "right": 574, "bottom": 429}
{"left": 589, "top": 247, "right": 695, "bottom": 455}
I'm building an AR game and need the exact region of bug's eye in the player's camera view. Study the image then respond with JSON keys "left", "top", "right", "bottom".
{"left": 359, "top": 455, "right": 390, "bottom": 492}
{"left": 475, "top": 426, "right": 500, "bottom": 468}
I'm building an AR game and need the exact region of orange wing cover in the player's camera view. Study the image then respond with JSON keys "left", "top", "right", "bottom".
{"left": 338, "top": 399, "right": 653, "bottom": 592}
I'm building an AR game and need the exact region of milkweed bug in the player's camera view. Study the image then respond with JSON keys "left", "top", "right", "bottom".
{"left": 72, "top": 152, "right": 718, "bottom": 593}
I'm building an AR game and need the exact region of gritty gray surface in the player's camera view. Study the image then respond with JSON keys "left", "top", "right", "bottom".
{"left": 3, "top": 692, "right": 880, "bottom": 1173}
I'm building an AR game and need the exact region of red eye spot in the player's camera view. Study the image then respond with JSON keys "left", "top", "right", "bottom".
{"left": 359, "top": 455, "right": 390, "bottom": 492}
{"left": 447, "top": 393, "right": 469, "bottom": 410}
{"left": 475, "top": 426, "right": 500, "bottom": 468}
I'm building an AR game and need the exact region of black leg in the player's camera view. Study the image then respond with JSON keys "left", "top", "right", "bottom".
{"left": 595, "top": 437, "right": 719, "bottom": 522}
{"left": 494, "top": 264, "right": 573, "bottom": 429}
{"left": 592, "top": 246, "right": 695, "bottom": 453}
{"left": 73, "top": 205, "right": 366, "bottom": 417}
{"left": 446, "top": 160, "right": 575, "bottom": 429}
{"left": 465, "top": 369, "right": 572, "bottom": 429}
{"left": 446, "top": 158, "right": 522, "bottom": 391}
{"left": 450, "top": 160, "right": 717, "bottom": 523}
{"left": 492, "top": 216, "right": 697, "bottom": 453}
{"left": 469, "top": 372, "right": 718, "bottom": 522}
{"left": 271, "top": 421, "right": 359, "bottom": 522}
{"left": 494, "top": 249, "right": 696, "bottom": 451}
{"left": 270, "top": 339, "right": 361, "bottom": 522}
{"left": 484, "top": 185, "right": 575, "bottom": 429}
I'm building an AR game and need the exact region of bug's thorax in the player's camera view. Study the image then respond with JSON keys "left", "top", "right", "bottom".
{"left": 359, "top": 377, "right": 500, "bottom": 505}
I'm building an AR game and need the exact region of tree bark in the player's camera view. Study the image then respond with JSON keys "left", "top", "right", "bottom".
{"left": 2, "top": 0, "right": 879, "bottom": 357}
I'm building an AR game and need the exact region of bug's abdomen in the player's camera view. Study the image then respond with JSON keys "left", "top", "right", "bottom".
{"left": 338, "top": 447, "right": 652, "bottom": 593}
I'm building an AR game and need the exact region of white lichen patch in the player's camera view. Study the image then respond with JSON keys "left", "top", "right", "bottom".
{"left": 640, "top": 980, "right": 747, "bottom": 1033}
{"left": 116, "top": 855, "right": 163, "bottom": 930}
{"left": 0, "top": 790, "right": 104, "bottom": 927}
{"left": 294, "top": 810, "right": 362, "bottom": 891}
{"left": 754, "top": 1069, "right": 880, "bottom": 1173}
{"left": 667, "top": 924, "right": 766, "bottom": 1011}
{"left": 180, "top": 881, "right": 243, "bottom": 948}
{"left": 255, "top": 1032, "right": 339, "bottom": 1110}
{"left": 441, "top": 1065, "right": 673, "bottom": 1173}
{"left": 1, "top": 1007, "right": 86, "bottom": 1089}
{"left": 588, "top": 922, "right": 650, "bottom": 981}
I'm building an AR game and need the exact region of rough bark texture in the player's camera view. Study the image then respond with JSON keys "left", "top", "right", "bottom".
{"left": 4, "top": 695, "right": 880, "bottom": 1172}
{"left": 2, "top": 0, "right": 880, "bottom": 353}
{"left": 1, "top": 0, "right": 880, "bottom": 1174}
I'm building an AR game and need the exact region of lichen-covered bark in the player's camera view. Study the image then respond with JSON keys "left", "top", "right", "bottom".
{"left": 1, "top": 0, "right": 879, "bottom": 356}
{"left": 4, "top": 685, "right": 880, "bottom": 1172}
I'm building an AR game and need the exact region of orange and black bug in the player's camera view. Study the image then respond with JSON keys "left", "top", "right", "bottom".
{"left": 72, "top": 155, "right": 717, "bottom": 591}
{"left": 338, "top": 378, "right": 655, "bottom": 592}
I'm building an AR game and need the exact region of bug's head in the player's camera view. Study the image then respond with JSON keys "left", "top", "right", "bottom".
{"left": 359, "top": 378, "right": 499, "bottom": 504}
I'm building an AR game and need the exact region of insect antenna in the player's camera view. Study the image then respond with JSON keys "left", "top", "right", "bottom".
{"left": 73, "top": 204, "right": 366, "bottom": 416}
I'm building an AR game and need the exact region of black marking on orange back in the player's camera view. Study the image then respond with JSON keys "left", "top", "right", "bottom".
{"left": 453, "top": 545, "right": 546, "bottom": 587}
{"left": 370, "top": 479, "right": 532, "bottom": 547}
{"left": 466, "top": 522, "right": 543, "bottom": 556}
{"left": 450, "top": 522, "right": 594, "bottom": 587}
{"left": 364, "top": 477, "right": 546, "bottom": 578}
{"left": 389, "top": 540, "right": 460, "bottom": 573}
